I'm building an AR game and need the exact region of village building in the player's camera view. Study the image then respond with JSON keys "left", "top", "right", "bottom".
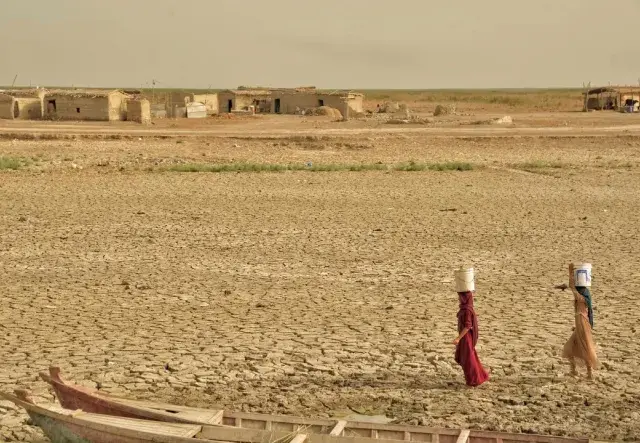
{"left": 165, "top": 92, "right": 218, "bottom": 117}
{"left": 126, "top": 98, "right": 151, "bottom": 124}
{"left": 217, "top": 88, "right": 272, "bottom": 113}
{"left": 584, "top": 86, "right": 640, "bottom": 112}
{"left": 217, "top": 86, "right": 364, "bottom": 117}
{"left": 43, "top": 89, "right": 129, "bottom": 121}
{"left": 0, "top": 89, "right": 45, "bottom": 120}
{"left": 270, "top": 89, "right": 364, "bottom": 117}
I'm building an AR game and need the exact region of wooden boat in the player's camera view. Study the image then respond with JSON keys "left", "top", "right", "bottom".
{"left": 40, "top": 366, "right": 224, "bottom": 425}
{"left": 1, "top": 390, "right": 306, "bottom": 443}
{"left": 37, "top": 367, "right": 606, "bottom": 443}
{"left": 0, "top": 389, "right": 606, "bottom": 443}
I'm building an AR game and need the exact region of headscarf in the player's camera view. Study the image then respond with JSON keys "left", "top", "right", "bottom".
{"left": 457, "top": 291, "right": 479, "bottom": 346}
{"left": 576, "top": 286, "right": 594, "bottom": 328}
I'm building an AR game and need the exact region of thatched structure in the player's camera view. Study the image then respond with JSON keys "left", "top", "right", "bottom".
{"left": 583, "top": 86, "right": 640, "bottom": 112}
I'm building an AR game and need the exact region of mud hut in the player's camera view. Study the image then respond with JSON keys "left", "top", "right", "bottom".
{"left": 0, "top": 89, "right": 45, "bottom": 120}
{"left": 43, "top": 89, "right": 129, "bottom": 121}
{"left": 270, "top": 89, "right": 363, "bottom": 117}
{"left": 217, "top": 88, "right": 272, "bottom": 113}
{"left": 127, "top": 98, "right": 151, "bottom": 124}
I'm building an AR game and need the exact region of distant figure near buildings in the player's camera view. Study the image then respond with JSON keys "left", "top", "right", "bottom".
{"left": 454, "top": 290, "right": 490, "bottom": 387}
{"left": 562, "top": 263, "right": 598, "bottom": 379}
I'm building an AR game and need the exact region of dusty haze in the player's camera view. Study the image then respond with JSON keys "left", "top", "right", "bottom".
{"left": 1, "top": 0, "right": 640, "bottom": 89}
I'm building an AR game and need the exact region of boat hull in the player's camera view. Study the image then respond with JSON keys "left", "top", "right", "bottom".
{"left": 41, "top": 367, "right": 223, "bottom": 425}
{"left": 0, "top": 390, "right": 203, "bottom": 443}
{"left": 38, "top": 367, "right": 597, "bottom": 443}
{"left": 28, "top": 410, "right": 148, "bottom": 443}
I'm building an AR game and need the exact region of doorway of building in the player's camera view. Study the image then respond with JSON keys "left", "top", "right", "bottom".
{"left": 13, "top": 101, "right": 19, "bottom": 119}
{"left": 318, "top": 99, "right": 324, "bottom": 107}
{"left": 274, "top": 98, "right": 281, "bottom": 114}
{"left": 227, "top": 99, "right": 233, "bottom": 112}
{"left": 47, "top": 100, "right": 57, "bottom": 116}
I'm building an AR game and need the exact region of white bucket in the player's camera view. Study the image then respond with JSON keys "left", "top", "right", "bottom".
{"left": 574, "top": 263, "right": 592, "bottom": 287}
{"left": 454, "top": 267, "right": 475, "bottom": 292}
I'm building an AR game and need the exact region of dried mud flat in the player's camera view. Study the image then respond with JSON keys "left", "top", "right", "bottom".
{"left": 1, "top": 123, "right": 640, "bottom": 442}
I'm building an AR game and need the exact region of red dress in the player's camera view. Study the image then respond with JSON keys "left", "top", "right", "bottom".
{"left": 455, "top": 292, "right": 489, "bottom": 387}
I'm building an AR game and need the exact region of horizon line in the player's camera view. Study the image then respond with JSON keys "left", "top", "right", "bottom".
{"left": 0, "top": 85, "right": 598, "bottom": 92}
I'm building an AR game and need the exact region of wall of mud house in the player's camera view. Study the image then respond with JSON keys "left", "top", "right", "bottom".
{"left": 346, "top": 95, "right": 364, "bottom": 113}
{"left": 127, "top": 99, "right": 151, "bottom": 123}
{"left": 272, "top": 93, "right": 318, "bottom": 114}
{"left": 0, "top": 94, "right": 14, "bottom": 119}
{"left": 108, "top": 93, "right": 127, "bottom": 121}
{"left": 0, "top": 95, "right": 43, "bottom": 120}
{"left": 43, "top": 95, "right": 126, "bottom": 121}
{"left": 216, "top": 92, "right": 234, "bottom": 112}
{"left": 318, "top": 95, "right": 349, "bottom": 117}
{"left": 217, "top": 92, "right": 274, "bottom": 113}
{"left": 319, "top": 94, "right": 364, "bottom": 115}
{"left": 238, "top": 95, "right": 265, "bottom": 111}
{"left": 14, "top": 97, "right": 43, "bottom": 119}
{"left": 272, "top": 93, "right": 357, "bottom": 117}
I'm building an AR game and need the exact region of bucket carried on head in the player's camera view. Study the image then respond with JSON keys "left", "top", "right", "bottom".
{"left": 574, "top": 263, "right": 592, "bottom": 287}
{"left": 454, "top": 267, "right": 475, "bottom": 292}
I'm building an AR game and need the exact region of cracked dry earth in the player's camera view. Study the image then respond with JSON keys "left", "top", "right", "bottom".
{"left": 1, "top": 135, "right": 640, "bottom": 442}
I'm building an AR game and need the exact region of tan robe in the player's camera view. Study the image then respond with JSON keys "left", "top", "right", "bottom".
{"left": 562, "top": 291, "right": 598, "bottom": 368}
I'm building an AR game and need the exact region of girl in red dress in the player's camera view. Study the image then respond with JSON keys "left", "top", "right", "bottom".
{"left": 453, "top": 291, "right": 490, "bottom": 387}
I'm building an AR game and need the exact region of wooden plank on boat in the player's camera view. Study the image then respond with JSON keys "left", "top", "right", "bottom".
{"left": 226, "top": 411, "right": 335, "bottom": 427}
{"left": 330, "top": 421, "right": 348, "bottom": 437}
{"left": 117, "top": 396, "right": 225, "bottom": 421}
{"left": 456, "top": 429, "right": 470, "bottom": 443}
{"left": 199, "top": 425, "right": 408, "bottom": 443}
{"left": 77, "top": 411, "right": 203, "bottom": 438}
{"left": 175, "top": 409, "right": 224, "bottom": 424}
{"left": 291, "top": 434, "right": 309, "bottom": 443}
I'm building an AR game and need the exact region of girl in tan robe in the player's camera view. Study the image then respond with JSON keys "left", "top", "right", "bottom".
{"left": 562, "top": 263, "right": 598, "bottom": 379}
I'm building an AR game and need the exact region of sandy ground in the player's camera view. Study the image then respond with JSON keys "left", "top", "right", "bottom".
{"left": 1, "top": 113, "right": 640, "bottom": 442}
{"left": 1, "top": 111, "right": 640, "bottom": 138}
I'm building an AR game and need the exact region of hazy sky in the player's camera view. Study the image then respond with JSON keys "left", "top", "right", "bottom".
{"left": 2, "top": 0, "right": 640, "bottom": 89}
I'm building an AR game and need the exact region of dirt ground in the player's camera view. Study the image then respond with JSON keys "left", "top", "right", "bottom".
{"left": 1, "top": 112, "right": 640, "bottom": 442}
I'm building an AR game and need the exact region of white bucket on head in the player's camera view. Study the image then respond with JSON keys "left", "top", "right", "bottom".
{"left": 454, "top": 267, "right": 475, "bottom": 292}
{"left": 574, "top": 263, "right": 592, "bottom": 287}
